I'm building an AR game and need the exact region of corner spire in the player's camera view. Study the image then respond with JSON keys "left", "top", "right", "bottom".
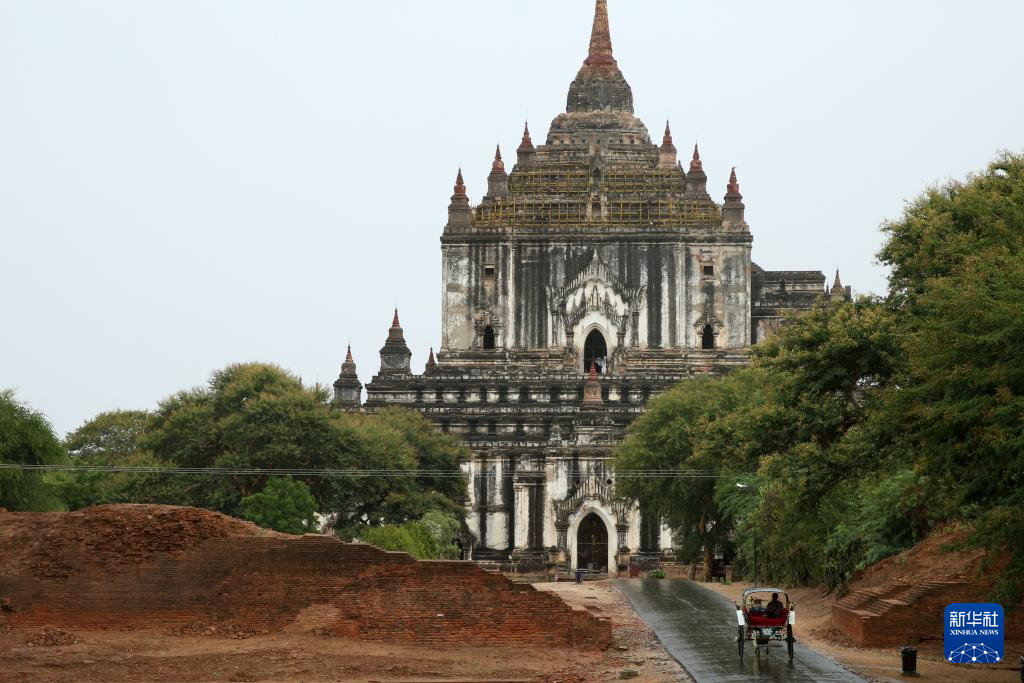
{"left": 517, "top": 121, "right": 536, "bottom": 166}
{"left": 830, "top": 269, "right": 849, "bottom": 302}
{"left": 658, "top": 120, "right": 677, "bottom": 169}
{"left": 392, "top": 308, "right": 401, "bottom": 328}
{"left": 584, "top": 0, "right": 615, "bottom": 67}
{"left": 727, "top": 167, "right": 741, "bottom": 197}
{"left": 491, "top": 145, "right": 504, "bottom": 172}
{"left": 722, "top": 167, "right": 746, "bottom": 230}
{"left": 690, "top": 144, "right": 703, "bottom": 172}
{"left": 424, "top": 347, "right": 439, "bottom": 375}
{"left": 453, "top": 168, "right": 466, "bottom": 198}
{"left": 334, "top": 344, "right": 362, "bottom": 408}
{"left": 446, "top": 167, "right": 472, "bottom": 231}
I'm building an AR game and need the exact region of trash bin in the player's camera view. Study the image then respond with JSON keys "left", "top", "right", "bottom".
{"left": 900, "top": 646, "right": 918, "bottom": 676}
{"left": 574, "top": 568, "right": 587, "bottom": 584}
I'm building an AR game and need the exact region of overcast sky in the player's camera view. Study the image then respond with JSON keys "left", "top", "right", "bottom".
{"left": 2, "top": 0, "right": 1022, "bottom": 437}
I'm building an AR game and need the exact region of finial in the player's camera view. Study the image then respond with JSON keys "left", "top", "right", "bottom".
{"left": 663, "top": 121, "right": 673, "bottom": 146}
{"left": 727, "top": 167, "right": 740, "bottom": 195}
{"left": 584, "top": 0, "right": 615, "bottom": 67}
{"left": 691, "top": 145, "right": 704, "bottom": 172}
{"left": 518, "top": 121, "right": 534, "bottom": 152}
{"left": 833, "top": 269, "right": 843, "bottom": 290}
{"left": 453, "top": 168, "right": 466, "bottom": 197}
{"left": 345, "top": 344, "right": 354, "bottom": 363}
{"left": 392, "top": 308, "right": 401, "bottom": 328}
{"left": 589, "top": 360, "right": 598, "bottom": 379}
{"left": 492, "top": 145, "right": 505, "bottom": 172}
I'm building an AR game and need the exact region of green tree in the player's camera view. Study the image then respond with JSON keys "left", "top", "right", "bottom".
{"left": 239, "top": 477, "right": 317, "bottom": 534}
{"left": 142, "top": 363, "right": 468, "bottom": 531}
{"left": 875, "top": 152, "right": 1024, "bottom": 602}
{"left": 53, "top": 409, "right": 189, "bottom": 510}
{"left": 0, "top": 390, "right": 65, "bottom": 511}
{"left": 65, "top": 409, "right": 150, "bottom": 460}
{"left": 359, "top": 511, "right": 463, "bottom": 560}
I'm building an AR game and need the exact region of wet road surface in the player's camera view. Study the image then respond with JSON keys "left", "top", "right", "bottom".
{"left": 617, "top": 579, "right": 865, "bottom": 682}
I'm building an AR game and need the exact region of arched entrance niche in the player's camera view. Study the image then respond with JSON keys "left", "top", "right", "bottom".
{"left": 483, "top": 325, "right": 496, "bottom": 350}
{"left": 577, "top": 513, "right": 608, "bottom": 572}
{"left": 568, "top": 506, "right": 617, "bottom": 573}
{"left": 583, "top": 329, "right": 608, "bottom": 374}
{"left": 701, "top": 323, "right": 715, "bottom": 350}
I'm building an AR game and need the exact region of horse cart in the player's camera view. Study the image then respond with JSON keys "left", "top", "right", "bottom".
{"left": 735, "top": 587, "right": 796, "bottom": 660}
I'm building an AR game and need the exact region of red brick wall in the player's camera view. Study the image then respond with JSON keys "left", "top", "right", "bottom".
{"left": 0, "top": 535, "right": 611, "bottom": 649}
{"left": 831, "top": 581, "right": 1023, "bottom": 648}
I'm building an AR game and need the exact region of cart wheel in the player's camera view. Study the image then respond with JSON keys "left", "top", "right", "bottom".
{"left": 786, "top": 624, "right": 795, "bottom": 660}
{"left": 737, "top": 626, "right": 745, "bottom": 659}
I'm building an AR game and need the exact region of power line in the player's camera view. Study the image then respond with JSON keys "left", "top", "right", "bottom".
{"left": 0, "top": 463, "right": 721, "bottom": 479}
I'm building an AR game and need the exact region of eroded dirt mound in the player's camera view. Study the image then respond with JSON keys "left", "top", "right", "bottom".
{"left": 0, "top": 504, "right": 283, "bottom": 580}
{"left": 849, "top": 525, "right": 985, "bottom": 589}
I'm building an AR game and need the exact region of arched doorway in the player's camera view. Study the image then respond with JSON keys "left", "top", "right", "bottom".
{"left": 701, "top": 323, "right": 715, "bottom": 350}
{"left": 576, "top": 513, "right": 609, "bottom": 573}
{"left": 483, "top": 325, "right": 496, "bottom": 350}
{"left": 583, "top": 329, "right": 608, "bottom": 374}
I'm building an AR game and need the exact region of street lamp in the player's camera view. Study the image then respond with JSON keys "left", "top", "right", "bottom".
{"left": 736, "top": 482, "right": 758, "bottom": 587}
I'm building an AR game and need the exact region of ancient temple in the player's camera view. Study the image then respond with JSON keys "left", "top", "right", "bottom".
{"left": 335, "top": 0, "right": 844, "bottom": 572}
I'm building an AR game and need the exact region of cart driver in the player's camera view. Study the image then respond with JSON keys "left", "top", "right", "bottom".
{"left": 766, "top": 593, "right": 784, "bottom": 618}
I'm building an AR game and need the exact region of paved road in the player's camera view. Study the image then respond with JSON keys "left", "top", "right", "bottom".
{"left": 617, "top": 579, "right": 865, "bottom": 682}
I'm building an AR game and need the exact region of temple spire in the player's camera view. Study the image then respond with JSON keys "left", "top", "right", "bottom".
{"left": 830, "top": 270, "right": 849, "bottom": 302}
{"left": 392, "top": 308, "right": 401, "bottom": 328}
{"left": 727, "top": 167, "right": 741, "bottom": 197}
{"left": 453, "top": 168, "right": 466, "bottom": 198}
{"left": 585, "top": 0, "right": 616, "bottom": 67}
{"left": 658, "top": 120, "right": 677, "bottom": 169}
{"left": 487, "top": 145, "right": 509, "bottom": 198}
{"left": 685, "top": 143, "right": 708, "bottom": 196}
{"left": 517, "top": 121, "right": 536, "bottom": 166}
{"left": 334, "top": 344, "right": 362, "bottom": 408}
{"left": 424, "top": 347, "right": 439, "bottom": 375}
{"left": 446, "top": 167, "right": 471, "bottom": 231}
{"left": 722, "top": 167, "right": 746, "bottom": 229}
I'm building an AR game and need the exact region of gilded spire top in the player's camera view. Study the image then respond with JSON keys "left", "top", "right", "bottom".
{"left": 584, "top": 0, "right": 616, "bottom": 67}
{"left": 492, "top": 145, "right": 505, "bottom": 172}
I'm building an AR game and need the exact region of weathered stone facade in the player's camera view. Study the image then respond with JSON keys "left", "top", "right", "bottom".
{"left": 336, "top": 1, "right": 844, "bottom": 572}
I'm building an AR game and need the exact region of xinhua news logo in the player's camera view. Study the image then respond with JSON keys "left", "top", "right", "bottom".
{"left": 944, "top": 603, "right": 1003, "bottom": 664}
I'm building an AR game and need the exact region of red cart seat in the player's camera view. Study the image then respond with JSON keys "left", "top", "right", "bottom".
{"left": 745, "top": 608, "right": 788, "bottom": 628}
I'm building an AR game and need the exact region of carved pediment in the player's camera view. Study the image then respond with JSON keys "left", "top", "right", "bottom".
{"left": 548, "top": 251, "right": 645, "bottom": 332}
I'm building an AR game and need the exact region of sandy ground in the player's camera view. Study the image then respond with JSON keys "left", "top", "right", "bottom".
{"left": 536, "top": 580, "right": 691, "bottom": 682}
{"left": 0, "top": 581, "right": 685, "bottom": 683}
{"left": 699, "top": 580, "right": 1020, "bottom": 682}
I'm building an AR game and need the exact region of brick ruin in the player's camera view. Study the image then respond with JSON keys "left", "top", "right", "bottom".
{"left": 0, "top": 505, "right": 611, "bottom": 649}
{"left": 334, "top": 0, "right": 850, "bottom": 574}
